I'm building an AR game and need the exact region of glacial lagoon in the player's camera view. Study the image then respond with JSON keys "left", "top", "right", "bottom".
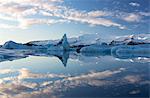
{"left": 0, "top": 50, "right": 149, "bottom": 98}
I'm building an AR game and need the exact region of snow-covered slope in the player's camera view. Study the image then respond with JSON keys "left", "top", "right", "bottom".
{"left": 71, "top": 34, "right": 101, "bottom": 46}
{"left": 110, "top": 34, "right": 150, "bottom": 45}
{"left": 26, "top": 33, "right": 150, "bottom": 47}
{"left": 2, "top": 41, "right": 46, "bottom": 49}
{"left": 2, "top": 41, "right": 29, "bottom": 49}
{"left": 28, "top": 34, "right": 101, "bottom": 46}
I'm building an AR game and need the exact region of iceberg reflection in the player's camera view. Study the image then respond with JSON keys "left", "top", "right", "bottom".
{"left": 0, "top": 48, "right": 150, "bottom": 67}
{"left": 0, "top": 49, "right": 149, "bottom": 98}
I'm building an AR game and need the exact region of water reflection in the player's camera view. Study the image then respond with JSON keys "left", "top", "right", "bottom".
{"left": 0, "top": 49, "right": 149, "bottom": 67}
{"left": 0, "top": 49, "right": 149, "bottom": 98}
{"left": 0, "top": 66, "right": 149, "bottom": 98}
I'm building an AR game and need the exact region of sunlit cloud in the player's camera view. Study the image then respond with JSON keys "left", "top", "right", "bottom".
{"left": 0, "top": 0, "right": 127, "bottom": 29}
{"left": 0, "top": 68, "right": 126, "bottom": 98}
{"left": 18, "top": 68, "right": 68, "bottom": 80}
{"left": 129, "top": 2, "right": 140, "bottom": 7}
{"left": 122, "top": 13, "right": 141, "bottom": 22}
{"left": 139, "top": 12, "right": 150, "bottom": 17}
{"left": 129, "top": 90, "right": 140, "bottom": 94}
{"left": 124, "top": 75, "right": 141, "bottom": 83}
{"left": 0, "top": 24, "right": 17, "bottom": 29}
{"left": 0, "top": 67, "right": 149, "bottom": 98}
{"left": 0, "top": 69, "right": 15, "bottom": 74}
{"left": 1, "top": 0, "right": 145, "bottom": 30}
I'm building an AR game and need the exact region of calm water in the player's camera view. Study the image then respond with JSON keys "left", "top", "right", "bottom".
{"left": 0, "top": 51, "right": 149, "bottom": 98}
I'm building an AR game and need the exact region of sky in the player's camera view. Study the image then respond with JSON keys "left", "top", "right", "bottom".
{"left": 0, "top": 0, "right": 149, "bottom": 44}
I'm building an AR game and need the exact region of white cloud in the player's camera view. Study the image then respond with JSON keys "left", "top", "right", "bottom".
{"left": 0, "top": 0, "right": 126, "bottom": 29}
{"left": 139, "top": 12, "right": 150, "bottom": 16}
{"left": 124, "top": 75, "right": 141, "bottom": 83}
{"left": 0, "top": 68, "right": 125, "bottom": 98}
{"left": 123, "top": 13, "right": 141, "bottom": 22}
{"left": 87, "top": 10, "right": 111, "bottom": 17}
{"left": 0, "top": 24, "right": 17, "bottom": 29}
{"left": 60, "top": 8, "right": 126, "bottom": 29}
{"left": 0, "top": 67, "right": 149, "bottom": 98}
{"left": 18, "top": 68, "right": 68, "bottom": 80}
{"left": 129, "top": 2, "right": 140, "bottom": 7}
{"left": 0, "top": 69, "right": 15, "bottom": 74}
{"left": 129, "top": 90, "right": 140, "bottom": 94}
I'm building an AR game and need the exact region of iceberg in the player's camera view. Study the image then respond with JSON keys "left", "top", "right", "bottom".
{"left": 0, "top": 33, "right": 149, "bottom": 59}
{"left": 80, "top": 44, "right": 112, "bottom": 54}
{"left": 110, "top": 34, "right": 150, "bottom": 46}
{"left": 2, "top": 41, "right": 46, "bottom": 50}
{"left": 2, "top": 41, "right": 29, "bottom": 49}
{"left": 27, "top": 34, "right": 101, "bottom": 48}
{"left": 56, "top": 34, "right": 70, "bottom": 51}
{"left": 47, "top": 34, "right": 70, "bottom": 51}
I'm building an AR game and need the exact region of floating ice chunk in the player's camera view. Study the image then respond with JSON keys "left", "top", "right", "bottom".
{"left": 80, "top": 44, "right": 112, "bottom": 53}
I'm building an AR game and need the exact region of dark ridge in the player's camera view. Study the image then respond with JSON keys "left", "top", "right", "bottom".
{"left": 127, "top": 41, "right": 148, "bottom": 45}
{"left": 24, "top": 43, "right": 41, "bottom": 46}
{"left": 70, "top": 45, "right": 90, "bottom": 53}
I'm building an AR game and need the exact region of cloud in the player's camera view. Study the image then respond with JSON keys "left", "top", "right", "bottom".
{"left": 129, "top": 2, "right": 140, "bottom": 7}
{"left": 129, "top": 90, "right": 140, "bottom": 94}
{"left": 0, "top": 0, "right": 149, "bottom": 30}
{"left": 124, "top": 75, "right": 141, "bottom": 83}
{"left": 0, "top": 0, "right": 126, "bottom": 29}
{"left": 0, "top": 69, "right": 15, "bottom": 74}
{"left": 0, "top": 23, "right": 17, "bottom": 29}
{"left": 60, "top": 8, "right": 126, "bottom": 29}
{"left": 123, "top": 13, "right": 141, "bottom": 22}
{"left": 18, "top": 68, "right": 68, "bottom": 80}
{"left": 139, "top": 12, "right": 150, "bottom": 17}
{"left": 0, "top": 68, "right": 126, "bottom": 98}
{"left": 0, "top": 67, "right": 149, "bottom": 98}
{"left": 87, "top": 10, "right": 111, "bottom": 17}
{"left": 67, "top": 68, "right": 125, "bottom": 81}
